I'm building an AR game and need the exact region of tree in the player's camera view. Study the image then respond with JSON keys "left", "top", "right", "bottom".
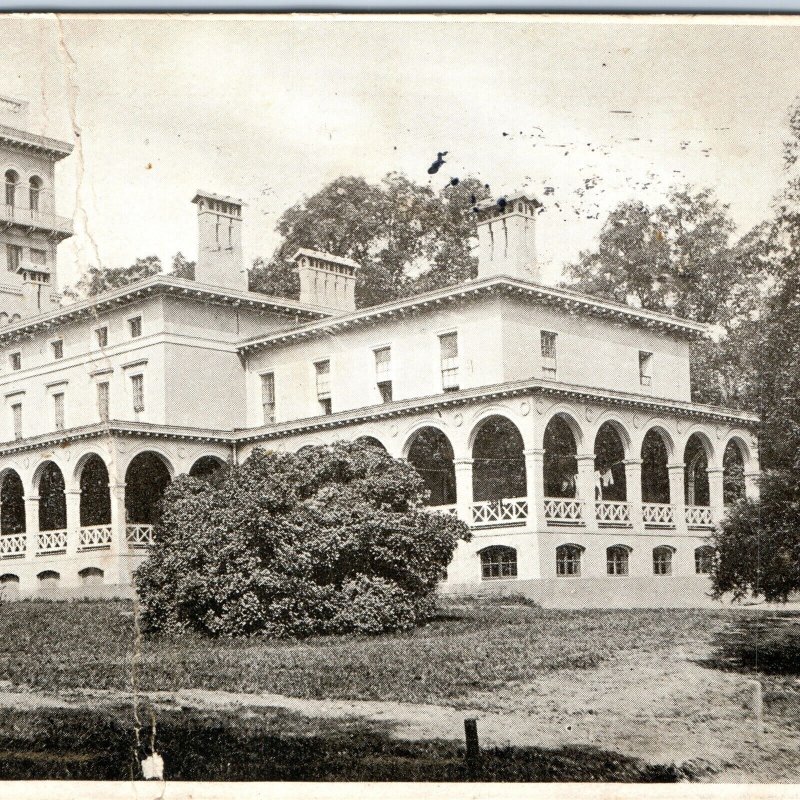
{"left": 135, "top": 441, "right": 470, "bottom": 638}
{"left": 171, "top": 252, "right": 196, "bottom": 280}
{"left": 65, "top": 256, "right": 163, "bottom": 299}
{"left": 249, "top": 174, "right": 490, "bottom": 307}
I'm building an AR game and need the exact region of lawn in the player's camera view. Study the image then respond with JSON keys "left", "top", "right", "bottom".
{"left": 0, "top": 597, "right": 728, "bottom": 705}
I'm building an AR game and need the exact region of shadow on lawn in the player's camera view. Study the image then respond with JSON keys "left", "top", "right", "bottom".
{"left": 697, "top": 612, "right": 800, "bottom": 675}
{"left": 0, "top": 705, "right": 685, "bottom": 782}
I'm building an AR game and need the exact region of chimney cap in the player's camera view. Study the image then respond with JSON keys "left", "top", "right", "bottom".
{"left": 192, "top": 190, "right": 245, "bottom": 207}
{"left": 293, "top": 248, "right": 360, "bottom": 271}
{"left": 475, "top": 192, "right": 541, "bottom": 216}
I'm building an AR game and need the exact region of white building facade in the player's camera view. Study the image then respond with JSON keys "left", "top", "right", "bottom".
{"left": 0, "top": 103, "right": 759, "bottom": 606}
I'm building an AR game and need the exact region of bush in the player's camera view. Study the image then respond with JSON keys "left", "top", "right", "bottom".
{"left": 135, "top": 442, "right": 470, "bottom": 637}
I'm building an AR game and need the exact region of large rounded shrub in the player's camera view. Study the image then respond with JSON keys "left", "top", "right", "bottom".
{"left": 135, "top": 441, "right": 470, "bottom": 637}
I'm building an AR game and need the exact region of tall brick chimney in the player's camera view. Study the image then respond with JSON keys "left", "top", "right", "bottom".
{"left": 191, "top": 191, "right": 247, "bottom": 292}
{"left": 294, "top": 249, "right": 358, "bottom": 311}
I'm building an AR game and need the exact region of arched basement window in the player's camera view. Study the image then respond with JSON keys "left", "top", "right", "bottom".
{"left": 0, "top": 573, "right": 20, "bottom": 599}
{"left": 695, "top": 545, "right": 715, "bottom": 575}
{"left": 37, "top": 570, "right": 60, "bottom": 588}
{"left": 653, "top": 545, "right": 675, "bottom": 576}
{"left": 480, "top": 546, "right": 518, "bottom": 580}
{"left": 606, "top": 545, "right": 631, "bottom": 576}
{"left": 79, "top": 567, "right": 104, "bottom": 587}
{"left": 556, "top": 544, "right": 584, "bottom": 577}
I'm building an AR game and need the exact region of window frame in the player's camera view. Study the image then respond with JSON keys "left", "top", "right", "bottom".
{"left": 439, "top": 331, "right": 459, "bottom": 392}
{"left": 128, "top": 316, "right": 143, "bottom": 339}
{"left": 51, "top": 339, "right": 64, "bottom": 361}
{"left": 6, "top": 243, "right": 22, "bottom": 273}
{"left": 606, "top": 545, "right": 631, "bottom": 577}
{"left": 94, "top": 326, "right": 108, "bottom": 349}
{"left": 556, "top": 543, "right": 584, "bottom": 577}
{"left": 480, "top": 546, "right": 518, "bottom": 581}
{"left": 53, "top": 392, "right": 65, "bottom": 431}
{"left": 314, "top": 359, "right": 332, "bottom": 414}
{"left": 11, "top": 402, "right": 22, "bottom": 440}
{"left": 97, "top": 381, "right": 110, "bottom": 422}
{"left": 541, "top": 330, "right": 558, "bottom": 378}
{"left": 260, "top": 371, "right": 276, "bottom": 425}
{"left": 9, "top": 352, "right": 21, "bottom": 371}
{"left": 639, "top": 351, "right": 653, "bottom": 387}
{"left": 130, "top": 373, "right": 145, "bottom": 414}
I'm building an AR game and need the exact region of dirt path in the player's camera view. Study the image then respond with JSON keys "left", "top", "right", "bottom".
{"left": 2, "top": 639, "right": 799, "bottom": 782}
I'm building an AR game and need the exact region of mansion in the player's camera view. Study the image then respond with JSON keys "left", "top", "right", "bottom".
{"left": 0, "top": 97, "right": 759, "bottom": 606}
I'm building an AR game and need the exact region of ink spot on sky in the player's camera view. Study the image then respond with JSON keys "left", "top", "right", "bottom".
{"left": 427, "top": 151, "right": 448, "bottom": 175}
{"left": 450, "top": 177, "right": 460, "bottom": 186}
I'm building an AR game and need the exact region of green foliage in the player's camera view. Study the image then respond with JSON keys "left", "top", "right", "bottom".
{"left": 249, "top": 173, "right": 490, "bottom": 307}
{"left": 135, "top": 442, "right": 469, "bottom": 637}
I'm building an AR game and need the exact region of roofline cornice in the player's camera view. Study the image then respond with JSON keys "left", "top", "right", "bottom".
{"left": 0, "top": 123, "right": 73, "bottom": 160}
{"left": 238, "top": 276, "right": 709, "bottom": 354}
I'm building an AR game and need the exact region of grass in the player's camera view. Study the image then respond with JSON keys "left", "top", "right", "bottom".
{"left": 0, "top": 704, "right": 686, "bottom": 781}
{"left": 0, "top": 598, "right": 729, "bottom": 705}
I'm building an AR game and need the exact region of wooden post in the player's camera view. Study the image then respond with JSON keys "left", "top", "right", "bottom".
{"left": 464, "top": 717, "right": 480, "bottom": 777}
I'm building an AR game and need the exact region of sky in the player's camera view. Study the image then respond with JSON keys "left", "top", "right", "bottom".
{"left": 0, "top": 14, "right": 799, "bottom": 291}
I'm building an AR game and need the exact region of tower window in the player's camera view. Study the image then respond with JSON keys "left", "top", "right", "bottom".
{"left": 97, "top": 381, "right": 110, "bottom": 422}
{"left": 4, "top": 170, "right": 18, "bottom": 207}
{"left": 639, "top": 351, "right": 653, "bottom": 387}
{"left": 541, "top": 331, "right": 557, "bottom": 378}
{"left": 29, "top": 176, "right": 42, "bottom": 212}
{"left": 261, "top": 372, "right": 275, "bottom": 424}
{"left": 439, "top": 332, "right": 459, "bottom": 392}
{"left": 11, "top": 403, "right": 22, "bottom": 440}
{"left": 6, "top": 244, "right": 22, "bottom": 273}
{"left": 315, "top": 360, "right": 331, "bottom": 415}
{"left": 129, "top": 316, "right": 142, "bottom": 338}
{"left": 53, "top": 392, "right": 65, "bottom": 431}
{"left": 131, "top": 374, "right": 144, "bottom": 413}
{"left": 51, "top": 340, "right": 63, "bottom": 360}
{"left": 29, "top": 248, "right": 46, "bottom": 267}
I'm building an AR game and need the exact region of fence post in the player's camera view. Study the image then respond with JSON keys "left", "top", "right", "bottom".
{"left": 464, "top": 717, "right": 480, "bottom": 778}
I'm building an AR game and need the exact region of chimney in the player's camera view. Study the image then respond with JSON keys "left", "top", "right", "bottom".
{"left": 294, "top": 249, "right": 358, "bottom": 311}
{"left": 191, "top": 191, "right": 247, "bottom": 292}
{"left": 20, "top": 269, "right": 57, "bottom": 316}
{"left": 0, "top": 95, "right": 30, "bottom": 128}
{"left": 475, "top": 193, "right": 541, "bottom": 283}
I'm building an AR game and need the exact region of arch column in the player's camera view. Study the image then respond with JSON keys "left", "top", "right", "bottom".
{"left": 524, "top": 448, "right": 546, "bottom": 531}
{"left": 575, "top": 454, "right": 597, "bottom": 530}
{"left": 667, "top": 462, "right": 687, "bottom": 534}
{"left": 65, "top": 490, "right": 81, "bottom": 557}
{"left": 623, "top": 458, "right": 644, "bottom": 534}
{"left": 109, "top": 482, "right": 129, "bottom": 585}
{"left": 24, "top": 495, "right": 39, "bottom": 559}
{"left": 707, "top": 468, "right": 725, "bottom": 525}
{"left": 744, "top": 472, "right": 760, "bottom": 502}
{"left": 453, "top": 459, "right": 473, "bottom": 524}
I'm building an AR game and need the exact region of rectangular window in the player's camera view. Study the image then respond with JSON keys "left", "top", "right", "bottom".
{"left": 53, "top": 392, "right": 64, "bottom": 431}
{"left": 29, "top": 248, "right": 47, "bottom": 267}
{"left": 639, "top": 351, "right": 653, "bottom": 387}
{"left": 51, "top": 340, "right": 63, "bottom": 360}
{"left": 11, "top": 403, "right": 22, "bottom": 440}
{"left": 6, "top": 244, "right": 22, "bottom": 273}
{"left": 129, "top": 316, "right": 142, "bottom": 338}
{"left": 131, "top": 374, "right": 144, "bottom": 413}
{"left": 95, "top": 326, "right": 108, "bottom": 348}
{"left": 374, "top": 347, "right": 392, "bottom": 403}
{"left": 439, "top": 332, "right": 459, "bottom": 392}
{"left": 541, "top": 331, "right": 557, "bottom": 378}
{"left": 97, "top": 381, "right": 110, "bottom": 422}
{"left": 9, "top": 352, "right": 21, "bottom": 371}
{"left": 315, "top": 360, "right": 331, "bottom": 414}
{"left": 261, "top": 372, "right": 275, "bottom": 424}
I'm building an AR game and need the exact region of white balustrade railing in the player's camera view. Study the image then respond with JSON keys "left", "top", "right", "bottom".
{"left": 0, "top": 533, "right": 26, "bottom": 558}
{"left": 470, "top": 497, "right": 528, "bottom": 527}
{"left": 37, "top": 529, "right": 68, "bottom": 554}
{"left": 595, "top": 501, "right": 632, "bottom": 526}
{"left": 642, "top": 503, "right": 675, "bottom": 528}
{"left": 126, "top": 524, "right": 155, "bottom": 548}
{"left": 544, "top": 497, "right": 584, "bottom": 526}
{"left": 78, "top": 525, "right": 113, "bottom": 550}
{"left": 685, "top": 505, "right": 715, "bottom": 528}
{"left": 426, "top": 504, "right": 458, "bottom": 516}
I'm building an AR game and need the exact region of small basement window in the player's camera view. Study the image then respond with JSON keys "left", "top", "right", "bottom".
{"left": 480, "top": 546, "right": 518, "bottom": 580}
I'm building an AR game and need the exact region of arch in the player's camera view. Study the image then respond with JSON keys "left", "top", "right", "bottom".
{"left": 723, "top": 439, "right": 746, "bottom": 505}
{"left": 125, "top": 451, "right": 172, "bottom": 525}
{"left": 0, "top": 468, "right": 25, "bottom": 534}
{"left": 37, "top": 570, "right": 60, "bottom": 588}
{"left": 556, "top": 543, "right": 584, "bottom": 577}
{"left": 28, "top": 175, "right": 43, "bottom": 211}
{"left": 78, "top": 567, "right": 104, "bottom": 587}
{"left": 405, "top": 427, "right": 456, "bottom": 507}
{"left": 722, "top": 433, "right": 753, "bottom": 471}
{"left": 695, "top": 545, "right": 715, "bottom": 575}
{"left": 354, "top": 435, "right": 387, "bottom": 452}
{"left": 653, "top": 544, "right": 676, "bottom": 576}
{"left": 543, "top": 414, "right": 578, "bottom": 498}
{"left": 478, "top": 545, "right": 518, "bottom": 580}
{"left": 79, "top": 454, "right": 111, "bottom": 526}
{"left": 606, "top": 544, "right": 631, "bottom": 576}
{"left": 4, "top": 169, "right": 19, "bottom": 206}
{"left": 684, "top": 433, "right": 710, "bottom": 507}
{"left": 594, "top": 421, "right": 628, "bottom": 501}
{"left": 471, "top": 415, "right": 526, "bottom": 502}
{"left": 0, "top": 573, "right": 20, "bottom": 599}
{"left": 37, "top": 461, "right": 66, "bottom": 532}
{"left": 540, "top": 407, "right": 585, "bottom": 450}
{"left": 641, "top": 428, "right": 671, "bottom": 503}
{"left": 189, "top": 455, "right": 226, "bottom": 480}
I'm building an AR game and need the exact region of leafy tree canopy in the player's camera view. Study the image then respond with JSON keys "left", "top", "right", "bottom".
{"left": 64, "top": 255, "right": 163, "bottom": 299}
{"left": 135, "top": 442, "right": 470, "bottom": 638}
